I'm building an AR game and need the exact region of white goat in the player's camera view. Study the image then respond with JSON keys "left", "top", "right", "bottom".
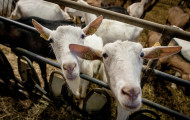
{"left": 66, "top": 0, "right": 143, "bottom": 45}
{"left": 10, "top": 0, "right": 70, "bottom": 20}
{"left": 0, "top": 0, "right": 13, "bottom": 17}
{"left": 127, "top": 0, "right": 148, "bottom": 18}
{"left": 32, "top": 16, "right": 103, "bottom": 107}
{"left": 69, "top": 40, "right": 181, "bottom": 120}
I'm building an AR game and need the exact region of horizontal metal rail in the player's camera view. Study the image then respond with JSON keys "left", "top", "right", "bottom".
{"left": 12, "top": 47, "right": 190, "bottom": 119}
{"left": 154, "top": 69, "right": 190, "bottom": 87}
{"left": 1, "top": 15, "right": 190, "bottom": 87}
{"left": 0, "top": 16, "right": 37, "bottom": 33}
{"left": 13, "top": 47, "right": 60, "bottom": 68}
{"left": 0, "top": 11, "right": 190, "bottom": 119}
{"left": 1, "top": 17, "right": 190, "bottom": 86}
{"left": 45, "top": 0, "right": 190, "bottom": 41}
{"left": 142, "top": 66, "right": 190, "bottom": 87}
{"left": 13, "top": 47, "right": 190, "bottom": 88}
{"left": 142, "top": 99, "right": 190, "bottom": 120}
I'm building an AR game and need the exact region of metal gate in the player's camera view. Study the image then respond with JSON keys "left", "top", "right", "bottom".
{"left": 0, "top": 0, "right": 190, "bottom": 119}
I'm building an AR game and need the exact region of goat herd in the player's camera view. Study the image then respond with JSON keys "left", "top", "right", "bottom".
{"left": 0, "top": 0, "right": 190, "bottom": 120}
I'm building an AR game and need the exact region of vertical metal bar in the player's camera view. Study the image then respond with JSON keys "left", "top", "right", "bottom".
{"left": 141, "top": 26, "right": 175, "bottom": 88}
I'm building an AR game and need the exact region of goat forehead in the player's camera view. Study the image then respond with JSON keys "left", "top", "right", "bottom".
{"left": 54, "top": 26, "right": 83, "bottom": 39}
{"left": 51, "top": 26, "right": 83, "bottom": 44}
{"left": 103, "top": 41, "right": 142, "bottom": 55}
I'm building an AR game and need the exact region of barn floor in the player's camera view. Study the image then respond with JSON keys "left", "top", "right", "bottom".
{"left": 0, "top": 0, "right": 190, "bottom": 120}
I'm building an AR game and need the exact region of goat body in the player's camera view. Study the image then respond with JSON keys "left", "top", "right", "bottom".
{"left": 0, "top": 17, "right": 75, "bottom": 58}
{"left": 10, "top": 0, "right": 70, "bottom": 20}
{"left": 85, "top": 0, "right": 101, "bottom": 7}
{"left": 66, "top": 0, "right": 143, "bottom": 45}
{"left": 167, "top": 7, "right": 189, "bottom": 28}
{"left": 127, "top": 0, "right": 156, "bottom": 18}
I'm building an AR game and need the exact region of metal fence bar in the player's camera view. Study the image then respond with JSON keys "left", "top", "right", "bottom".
{"left": 154, "top": 69, "right": 190, "bottom": 87}
{"left": 45, "top": 0, "right": 190, "bottom": 41}
{"left": 142, "top": 99, "right": 190, "bottom": 120}
{"left": 1, "top": 17, "right": 190, "bottom": 87}
{"left": 141, "top": 66, "right": 190, "bottom": 87}
{"left": 80, "top": 73, "right": 110, "bottom": 89}
{"left": 0, "top": 16, "right": 37, "bottom": 33}
{"left": 13, "top": 47, "right": 60, "bottom": 68}
{"left": 12, "top": 47, "right": 190, "bottom": 119}
{"left": 0, "top": 14, "right": 189, "bottom": 118}
{"left": 14, "top": 47, "right": 190, "bottom": 88}
{"left": 0, "top": 14, "right": 190, "bottom": 87}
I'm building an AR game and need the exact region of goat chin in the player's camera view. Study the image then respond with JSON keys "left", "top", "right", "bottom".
{"left": 120, "top": 99, "right": 142, "bottom": 112}
{"left": 65, "top": 76, "right": 81, "bottom": 98}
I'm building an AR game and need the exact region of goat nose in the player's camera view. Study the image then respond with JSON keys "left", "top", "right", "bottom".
{"left": 121, "top": 87, "right": 140, "bottom": 101}
{"left": 63, "top": 63, "right": 76, "bottom": 73}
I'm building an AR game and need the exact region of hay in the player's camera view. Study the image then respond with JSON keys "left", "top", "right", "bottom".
{"left": 139, "top": 1, "right": 190, "bottom": 120}
{"left": 0, "top": 0, "right": 190, "bottom": 119}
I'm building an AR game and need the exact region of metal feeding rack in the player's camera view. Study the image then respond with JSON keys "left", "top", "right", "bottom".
{"left": 0, "top": 0, "right": 190, "bottom": 119}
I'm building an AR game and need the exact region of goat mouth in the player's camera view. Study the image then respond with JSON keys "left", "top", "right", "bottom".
{"left": 66, "top": 74, "right": 78, "bottom": 80}
{"left": 124, "top": 103, "right": 141, "bottom": 110}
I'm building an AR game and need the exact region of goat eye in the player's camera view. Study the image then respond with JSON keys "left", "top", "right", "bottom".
{"left": 140, "top": 52, "right": 144, "bottom": 57}
{"left": 81, "top": 34, "right": 85, "bottom": 39}
{"left": 48, "top": 38, "right": 54, "bottom": 43}
{"left": 102, "top": 53, "right": 108, "bottom": 58}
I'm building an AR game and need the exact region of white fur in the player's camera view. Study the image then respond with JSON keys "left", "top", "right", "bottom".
{"left": 66, "top": 0, "right": 143, "bottom": 45}
{"left": 48, "top": 26, "right": 103, "bottom": 98}
{"left": 127, "top": 0, "right": 148, "bottom": 18}
{"left": 47, "top": 24, "right": 143, "bottom": 119}
{"left": 174, "top": 38, "right": 190, "bottom": 61}
{"left": 10, "top": 0, "right": 70, "bottom": 20}
{"left": 170, "top": 26, "right": 190, "bottom": 61}
{"left": 75, "top": 40, "right": 180, "bottom": 119}
{"left": 102, "top": 41, "right": 142, "bottom": 120}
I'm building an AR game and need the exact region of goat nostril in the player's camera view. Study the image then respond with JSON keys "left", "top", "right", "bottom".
{"left": 72, "top": 63, "right": 76, "bottom": 71}
{"left": 63, "top": 63, "right": 77, "bottom": 74}
{"left": 122, "top": 88, "right": 131, "bottom": 97}
{"left": 63, "top": 63, "right": 76, "bottom": 71}
{"left": 121, "top": 87, "right": 141, "bottom": 99}
{"left": 63, "top": 65, "right": 67, "bottom": 70}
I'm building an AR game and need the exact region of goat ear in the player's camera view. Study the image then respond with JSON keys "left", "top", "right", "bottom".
{"left": 69, "top": 44, "right": 103, "bottom": 61}
{"left": 142, "top": 46, "right": 182, "bottom": 59}
{"left": 83, "top": 15, "right": 103, "bottom": 36}
{"left": 32, "top": 19, "right": 51, "bottom": 40}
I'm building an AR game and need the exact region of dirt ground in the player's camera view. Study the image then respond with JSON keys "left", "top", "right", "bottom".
{"left": 0, "top": 0, "right": 190, "bottom": 120}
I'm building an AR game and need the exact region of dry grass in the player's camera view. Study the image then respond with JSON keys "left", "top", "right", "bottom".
{"left": 138, "top": 1, "right": 190, "bottom": 120}
{"left": 0, "top": 0, "right": 190, "bottom": 120}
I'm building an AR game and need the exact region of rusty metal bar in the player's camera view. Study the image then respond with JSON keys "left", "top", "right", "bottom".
{"left": 45, "top": 0, "right": 190, "bottom": 41}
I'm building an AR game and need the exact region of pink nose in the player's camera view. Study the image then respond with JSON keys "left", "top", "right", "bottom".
{"left": 63, "top": 63, "right": 76, "bottom": 74}
{"left": 121, "top": 87, "right": 140, "bottom": 101}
